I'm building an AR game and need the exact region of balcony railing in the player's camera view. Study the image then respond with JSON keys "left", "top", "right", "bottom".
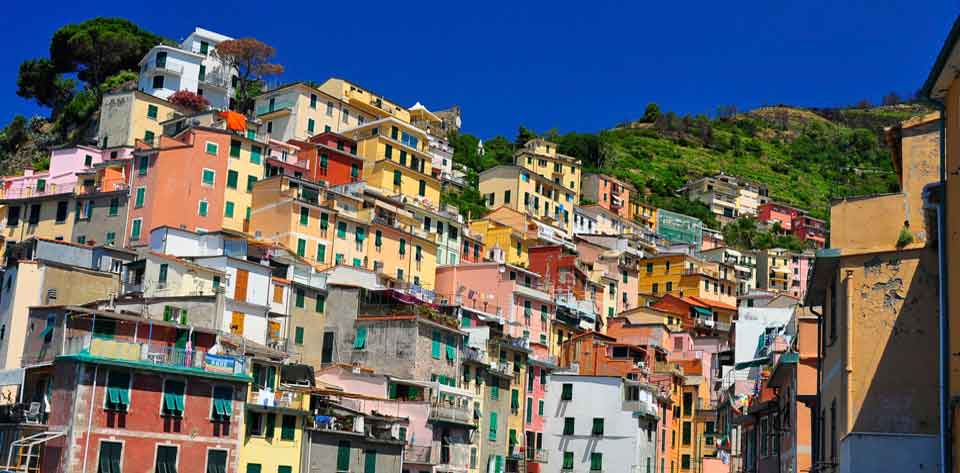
{"left": 529, "top": 449, "right": 548, "bottom": 463}
{"left": 62, "top": 335, "right": 248, "bottom": 377}
{"left": 404, "top": 445, "right": 439, "bottom": 464}
{"left": 514, "top": 283, "right": 552, "bottom": 303}
{"left": 256, "top": 98, "right": 297, "bottom": 116}
{"left": 489, "top": 360, "right": 513, "bottom": 377}
{"left": 144, "top": 63, "right": 184, "bottom": 77}
{"left": 428, "top": 402, "right": 476, "bottom": 426}
{"left": 248, "top": 388, "right": 305, "bottom": 410}
{"left": 463, "top": 347, "right": 490, "bottom": 365}
{"left": 0, "top": 182, "right": 73, "bottom": 200}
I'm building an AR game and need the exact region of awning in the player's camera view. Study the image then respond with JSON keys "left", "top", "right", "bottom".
{"left": 734, "top": 356, "right": 769, "bottom": 370}
{"left": 692, "top": 306, "right": 712, "bottom": 317}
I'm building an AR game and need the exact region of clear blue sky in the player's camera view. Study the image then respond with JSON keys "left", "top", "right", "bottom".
{"left": 0, "top": 0, "right": 956, "bottom": 138}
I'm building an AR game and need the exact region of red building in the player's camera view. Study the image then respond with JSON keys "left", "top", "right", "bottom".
{"left": 757, "top": 202, "right": 801, "bottom": 231}
{"left": 792, "top": 215, "right": 827, "bottom": 248}
{"left": 460, "top": 232, "right": 485, "bottom": 263}
{"left": 528, "top": 245, "right": 599, "bottom": 305}
{"left": 10, "top": 306, "right": 252, "bottom": 473}
{"left": 295, "top": 131, "right": 363, "bottom": 186}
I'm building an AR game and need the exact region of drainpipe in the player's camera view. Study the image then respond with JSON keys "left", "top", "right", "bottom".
{"left": 935, "top": 106, "right": 951, "bottom": 473}
{"left": 79, "top": 364, "right": 99, "bottom": 473}
{"left": 809, "top": 305, "right": 822, "bottom": 472}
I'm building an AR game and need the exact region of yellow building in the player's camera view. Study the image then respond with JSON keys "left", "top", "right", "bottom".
{"left": 0, "top": 194, "right": 77, "bottom": 244}
{"left": 319, "top": 77, "right": 412, "bottom": 123}
{"left": 224, "top": 133, "right": 269, "bottom": 232}
{"left": 514, "top": 138, "right": 582, "bottom": 202}
{"left": 638, "top": 254, "right": 738, "bottom": 308}
{"left": 634, "top": 201, "right": 658, "bottom": 231}
{"left": 365, "top": 193, "right": 439, "bottom": 290}
{"left": 254, "top": 82, "right": 376, "bottom": 142}
{"left": 249, "top": 175, "right": 336, "bottom": 266}
{"left": 241, "top": 358, "right": 311, "bottom": 473}
{"left": 924, "top": 29, "right": 960, "bottom": 470}
{"left": 469, "top": 208, "right": 531, "bottom": 267}
{"left": 97, "top": 90, "right": 184, "bottom": 148}
{"left": 344, "top": 118, "right": 442, "bottom": 207}
{"left": 478, "top": 165, "right": 575, "bottom": 236}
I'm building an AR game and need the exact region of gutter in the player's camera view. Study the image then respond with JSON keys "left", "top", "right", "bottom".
{"left": 934, "top": 105, "right": 951, "bottom": 473}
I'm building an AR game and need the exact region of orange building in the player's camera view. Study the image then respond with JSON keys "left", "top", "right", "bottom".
{"left": 248, "top": 174, "right": 337, "bottom": 265}
{"left": 291, "top": 131, "right": 364, "bottom": 186}
{"left": 125, "top": 128, "right": 233, "bottom": 246}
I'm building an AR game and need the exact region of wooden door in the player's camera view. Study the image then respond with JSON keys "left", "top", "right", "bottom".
{"left": 230, "top": 311, "right": 244, "bottom": 335}
{"left": 234, "top": 269, "right": 248, "bottom": 302}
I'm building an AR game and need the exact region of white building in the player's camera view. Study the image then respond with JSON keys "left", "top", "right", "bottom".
{"left": 543, "top": 374, "right": 659, "bottom": 473}
{"left": 137, "top": 28, "right": 236, "bottom": 110}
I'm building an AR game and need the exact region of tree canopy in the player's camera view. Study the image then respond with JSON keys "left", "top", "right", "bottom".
{"left": 215, "top": 38, "right": 284, "bottom": 112}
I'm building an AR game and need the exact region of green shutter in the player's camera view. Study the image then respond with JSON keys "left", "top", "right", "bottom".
{"left": 225, "top": 201, "right": 235, "bottom": 218}
{"left": 135, "top": 188, "right": 145, "bottom": 208}
{"left": 563, "top": 452, "right": 574, "bottom": 470}
{"left": 300, "top": 207, "right": 309, "bottom": 225}
{"left": 488, "top": 412, "right": 498, "bottom": 440}
{"left": 230, "top": 140, "right": 241, "bottom": 158}
{"left": 561, "top": 383, "right": 573, "bottom": 400}
{"left": 247, "top": 464, "right": 261, "bottom": 473}
{"left": 431, "top": 331, "right": 441, "bottom": 359}
{"left": 538, "top": 400, "right": 544, "bottom": 416}
{"left": 446, "top": 335, "right": 456, "bottom": 360}
{"left": 247, "top": 176, "right": 257, "bottom": 192}
{"left": 295, "top": 327, "right": 304, "bottom": 345}
{"left": 399, "top": 239, "right": 406, "bottom": 255}
{"left": 491, "top": 383, "right": 499, "bottom": 400}
{"left": 316, "top": 244, "right": 326, "bottom": 262}
{"left": 280, "top": 415, "right": 296, "bottom": 441}
{"left": 320, "top": 154, "right": 329, "bottom": 168}
{"left": 265, "top": 413, "right": 276, "bottom": 440}
{"left": 374, "top": 230, "right": 382, "bottom": 247}
{"left": 147, "top": 104, "right": 158, "bottom": 119}
{"left": 337, "top": 441, "right": 351, "bottom": 471}
{"left": 297, "top": 238, "right": 306, "bottom": 257}
{"left": 251, "top": 145, "right": 262, "bottom": 164}
{"left": 592, "top": 418, "right": 604, "bottom": 436}
{"left": 296, "top": 289, "right": 305, "bottom": 308}
{"left": 354, "top": 327, "right": 367, "bottom": 349}
{"left": 526, "top": 397, "right": 533, "bottom": 423}
{"left": 227, "top": 170, "right": 239, "bottom": 188}
{"left": 563, "top": 417, "right": 574, "bottom": 435}
{"left": 511, "top": 389, "right": 519, "bottom": 409}
{"left": 393, "top": 170, "right": 402, "bottom": 185}
{"left": 337, "top": 222, "right": 347, "bottom": 238}
{"left": 138, "top": 156, "right": 149, "bottom": 175}
{"left": 108, "top": 198, "right": 119, "bottom": 216}
{"left": 364, "top": 450, "right": 376, "bottom": 473}
{"left": 131, "top": 219, "right": 142, "bottom": 240}
{"left": 590, "top": 453, "right": 602, "bottom": 471}
{"left": 320, "top": 213, "right": 329, "bottom": 229}
{"left": 198, "top": 200, "right": 208, "bottom": 217}
{"left": 316, "top": 295, "right": 325, "bottom": 313}
{"left": 206, "top": 142, "right": 218, "bottom": 155}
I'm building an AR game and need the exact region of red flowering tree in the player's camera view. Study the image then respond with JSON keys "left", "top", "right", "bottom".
{"left": 214, "top": 38, "right": 284, "bottom": 112}
{"left": 168, "top": 90, "right": 210, "bottom": 113}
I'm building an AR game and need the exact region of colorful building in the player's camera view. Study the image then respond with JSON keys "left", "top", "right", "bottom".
{"left": 298, "top": 131, "right": 364, "bottom": 186}
{"left": 680, "top": 174, "right": 769, "bottom": 225}
{"left": 97, "top": 90, "right": 185, "bottom": 148}
{"left": 638, "top": 253, "right": 738, "bottom": 308}
{"left": 254, "top": 82, "right": 376, "bottom": 142}
{"left": 581, "top": 173, "right": 634, "bottom": 219}
{"left": 479, "top": 166, "right": 575, "bottom": 237}
{"left": 514, "top": 138, "right": 581, "bottom": 203}
{"left": 318, "top": 78, "right": 412, "bottom": 123}
{"left": 137, "top": 27, "right": 236, "bottom": 110}
{"left": 249, "top": 174, "right": 336, "bottom": 265}
{"left": 241, "top": 358, "right": 311, "bottom": 473}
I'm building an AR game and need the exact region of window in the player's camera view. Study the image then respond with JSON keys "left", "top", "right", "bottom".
{"left": 342, "top": 109, "right": 350, "bottom": 124}
{"left": 309, "top": 94, "right": 318, "bottom": 109}
{"left": 296, "top": 288, "right": 305, "bottom": 308}
{"left": 281, "top": 414, "right": 296, "bottom": 440}
{"left": 418, "top": 180, "right": 426, "bottom": 197}
{"left": 326, "top": 102, "right": 335, "bottom": 116}
{"left": 137, "top": 155, "right": 149, "bottom": 176}
{"left": 563, "top": 417, "right": 575, "bottom": 435}
{"left": 683, "top": 393, "right": 692, "bottom": 415}
{"left": 205, "top": 142, "right": 218, "bottom": 156}
{"left": 212, "top": 385, "right": 233, "bottom": 421}
{"left": 592, "top": 418, "right": 604, "bottom": 436}
{"left": 246, "top": 176, "right": 257, "bottom": 192}
{"left": 97, "top": 441, "right": 122, "bottom": 473}
{"left": 207, "top": 450, "right": 227, "bottom": 473}
{"left": 227, "top": 170, "right": 239, "bottom": 189}
{"left": 105, "top": 232, "right": 116, "bottom": 246}
{"left": 225, "top": 201, "right": 235, "bottom": 218}
{"left": 652, "top": 282, "right": 659, "bottom": 294}
{"left": 666, "top": 282, "right": 673, "bottom": 292}
{"left": 108, "top": 198, "right": 119, "bottom": 217}
{"left": 144, "top": 130, "right": 156, "bottom": 145}
{"left": 337, "top": 222, "right": 347, "bottom": 239}
{"left": 307, "top": 119, "right": 315, "bottom": 134}
{"left": 337, "top": 441, "right": 351, "bottom": 471}
{"left": 354, "top": 327, "right": 367, "bottom": 349}
{"left": 198, "top": 200, "right": 209, "bottom": 217}
{"left": 561, "top": 383, "right": 573, "bottom": 400}
{"left": 538, "top": 399, "right": 544, "bottom": 416}
{"left": 488, "top": 411, "right": 498, "bottom": 440}
{"left": 562, "top": 452, "right": 574, "bottom": 470}
{"left": 198, "top": 64, "right": 206, "bottom": 81}
{"left": 154, "top": 445, "right": 177, "bottom": 473}
{"left": 55, "top": 201, "right": 68, "bottom": 223}
{"left": 199, "top": 40, "right": 209, "bottom": 54}
{"left": 682, "top": 421, "right": 691, "bottom": 445}
{"left": 250, "top": 145, "right": 261, "bottom": 164}
{"left": 162, "top": 379, "right": 185, "bottom": 416}
{"left": 131, "top": 218, "right": 142, "bottom": 241}
{"left": 431, "top": 331, "right": 441, "bottom": 359}
{"left": 316, "top": 244, "right": 326, "bottom": 262}
{"left": 105, "top": 371, "right": 130, "bottom": 411}
{"left": 230, "top": 140, "right": 241, "bottom": 158}
{"left": 300, "top": 207, "right": 310, "bottom": 225}
{"left": 158, "top": 263, "right": 169, "bottom": 284}
{"left": 25, "top": 204, "right": 40, "bottom": 225}
{"left": 152, "top": 75, "right": 164, "bottom": 88}
{"left": 590, "top": 453, "right": 602, "bottom": 471}
{"left": 681, "top": 455, "right": 690, "bottom": 470}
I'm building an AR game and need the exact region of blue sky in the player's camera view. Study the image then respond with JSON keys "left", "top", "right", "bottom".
{"left": 0, "top": 0, "right": 956, "bottom": 138}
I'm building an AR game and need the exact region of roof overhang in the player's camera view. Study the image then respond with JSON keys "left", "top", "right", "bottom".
{"left": 924, "top": 16, "right": 960, "bottom": 102}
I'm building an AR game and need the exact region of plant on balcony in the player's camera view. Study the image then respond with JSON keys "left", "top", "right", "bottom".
{"left": 896, "top": 224, "right": 914, "bottom": 249}
{"left": 168, "top": 90, "right": 210, "bottom": 113}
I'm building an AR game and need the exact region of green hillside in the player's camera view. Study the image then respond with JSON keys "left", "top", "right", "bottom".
{"left": 448, "top": 103, "right": 932, "bottom": 228}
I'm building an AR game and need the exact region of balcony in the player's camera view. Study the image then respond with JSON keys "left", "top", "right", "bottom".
{"left": 201, "top": 71, "right": 231, "bottom": 90}
{"left": 248, "top": 387, "right": 306, "bottom": 411}
{"left": 404, "top": 445, "right": 439, "bottom": 465}
{"left": 508, "top": 445, "right": 525, "bottom": 460}
{"left": 489, "top": 360, "right": 514, "bottom": 378}
{"left": 0, "top": 182, "right": 73, "bottom": 201}
{"left": 463, "top": 347, "right": 490, "bottom": 365}
{"left": 529, "top": 449, "right": 548, "bottom": 463}
{"left": 513, "top": 283, "right": 552, "bottom": 304}
{"left": 60, "top": 335, "right": 249, "bottom": 380}
{"left": 256, "top": 98, "right": 297, "bottom": 117}
{"left": 144, "top": 63, "right": 183, "bottom": 77}
{"left": 428, "top": 401, "right": 476, "bottom": 427}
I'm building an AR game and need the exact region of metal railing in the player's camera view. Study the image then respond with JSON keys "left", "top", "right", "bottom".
{"left": 529, "top": 449, "right": 548, "bottom": 463}
{"left": 256, "top": 98, "right": 297, "bottom": 116}
{"left": 248, "top": 388, "right": 305, "bottom": 410}
{"left": 144, "top": 63, "right": 184, "bottom": 76}
{"left": 428, "top": 402, "right": 475, "bottom": 425}
{"left": 62, "top": 335, "right": 248, "bottom": 377}
{"left": 404, "top": 445, "right": 439, "bottom": 464}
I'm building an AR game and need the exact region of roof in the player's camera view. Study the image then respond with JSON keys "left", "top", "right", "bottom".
{"left": 684, "top": 296, "right": 737, "bottom": 311}
{"left": 923, "top": 15, "right": 960, "bottom": 101}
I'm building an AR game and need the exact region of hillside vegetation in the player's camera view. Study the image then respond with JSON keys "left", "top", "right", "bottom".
{"left": 448, "top": 103, "right": 932, "bottom": 226}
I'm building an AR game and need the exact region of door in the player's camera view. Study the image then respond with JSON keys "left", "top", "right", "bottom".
{"left": 231, "top": 312, "right": 244, "bottom": 336}
{"left": 234, "top": 269, "right": 249, "bottom": 301}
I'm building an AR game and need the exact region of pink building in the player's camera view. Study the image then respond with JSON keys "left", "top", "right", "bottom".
{"left": 581, "top": 174, "right": 635, "bottom": 218}
{"left": 435, "top": 263, "right": 555, "bottom": 347}
{"left": 0, "top": 146, "right": 133, "bottom": 199}
{"left": 788, "top": 252, "right": 813, "bottom": 300}
{"left": 792, "top": 215, "right": 827, "bottom": 248}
